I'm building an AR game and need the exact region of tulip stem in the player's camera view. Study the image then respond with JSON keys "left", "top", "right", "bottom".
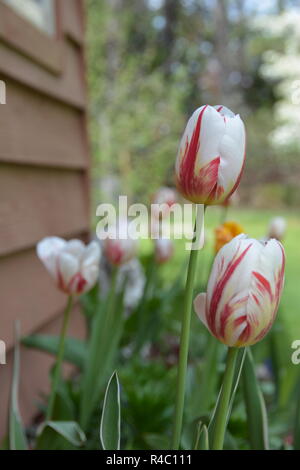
{"left": 171, "top": 205, "right": 205, "bottom": 450}
{"left": 211, "top": 347, "right": 239, "bottom": 450}
{"left": 46, "top": 295, "right": 73, "bottom": 421}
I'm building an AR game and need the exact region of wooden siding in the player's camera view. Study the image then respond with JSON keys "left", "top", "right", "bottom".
{"left": 0, "top": 0, "right": 90, "bottom": 436}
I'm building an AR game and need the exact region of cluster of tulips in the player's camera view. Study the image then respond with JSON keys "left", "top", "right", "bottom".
{"left": 10, "top": 105, "right": 287, "bottom": 450}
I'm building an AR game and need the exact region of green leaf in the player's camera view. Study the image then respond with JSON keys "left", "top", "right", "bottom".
{"left": 208, "top": 348, "right": 246, "bottom": 446}
{"left": 100, "top": 371, "right": 121, "bottom": 450}
{"left": 22, "top": 335, "right": 86, "bottom": 369}
{"left": 194, "top": 421, "right": 209, "bottom": 450}
{"left": 80, "top": 275, "right": 125, "bottom": 429}
{"left": 36, "top": 421, "right": 86, "bottom": 449}
{"left": 242, "top": 348, "right": 269, "bottom": 450}
{"left": 293, "top": 379, "right": 300, "bottom": 449}
{"left": 9, "top": 322, "right": 28, "bottom": 450}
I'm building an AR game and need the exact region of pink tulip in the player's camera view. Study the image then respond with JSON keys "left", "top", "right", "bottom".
{"left": 37, "top": 237, "right": 101, "bottom": 295}
{"left": 155, "top": 238, "right": 174, "bottom": 264}
{"left": 175, "top": 105, "right": 246, "bottom": 205}
{"left": 104, "top": 238, "right": 137, "bottom": 266}
{"left": 194, "top": 234, "right": 285, "bottom": 347}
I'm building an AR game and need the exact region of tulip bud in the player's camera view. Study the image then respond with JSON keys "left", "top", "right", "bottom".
{"left": 194, "top": 234, "right": 285, "bottom": 347}
{"left": 37, "top": 237, "right": 101, "bottom": 295}
{"left": 103, "top": 219, "right": 138, "bottom": 266}
{"left": 175, "top": 105, "right": 246, "bottom": 205}
{"left": 155, "top": 238, "right": 174, "bottom": 264}
{"left": 267, "top": 216, "right": 286, "bottom": 242}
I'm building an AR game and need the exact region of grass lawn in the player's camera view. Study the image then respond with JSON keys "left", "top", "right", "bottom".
{"left": 141, "top": 206, "right": 300, "bottom": 340}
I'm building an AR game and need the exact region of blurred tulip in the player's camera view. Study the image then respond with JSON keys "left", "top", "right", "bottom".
{"left": 175, "top": 105, "right": 246, "bottom": 205}
{"left": 103, "top": 219, "right": 138, "bottom": 266}
{"left": 152, "top": 186, "right": 177, "bottom": 207}
{"left": 152, "top": 187, "right": 177, "bottom": 219}
{"left": 37, "top": 237, "right": 101, "bottom": 295}
{"left": 155, "top": 238, "right": 174, "bottom": 264}
{"left": 194, "top": 234, "right": 285, "bottom": 347}
{"left": 214, "top": 221, "right": 244, "bottom": 253}
{"left": 268, "top": 216, "right": 286, "bottom": 242}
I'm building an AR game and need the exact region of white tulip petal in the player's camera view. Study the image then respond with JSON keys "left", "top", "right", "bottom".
{"left": 194, "top": 293, "right": 208, "bottom": 328}
{"left": 82, "top": 241, "right": 101, "bottom": 267}
{"left": 57, "top": 252, "right": 80, "bottom": 287}
{"left": 218, "top": 115, "right": 246, "bottom": 198}
{"left": 65, "top": 239, "right": 86, "bottom": 259}
{"left": 37, "top": 237, "right": 66, "bottom": 278}
{"left": 196, "top": 106, "right": 225, "bottom": 168}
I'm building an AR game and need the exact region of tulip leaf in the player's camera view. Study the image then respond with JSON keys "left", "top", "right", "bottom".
{"left": 293, "top": 379, "right": 300, "bottom": 449}
{"left": 80, "top": 276, "right": 125, "bottom": 429}
{"left": 208, "top": 347, "right": 246, "bottom": 446}
{"left": 194, "top": 421, "right": 209, "bottom": 450}
{"left": 100, "top": 371, "right": 121, "bottom": 450}
{"left": 242, "top": 348, "right": 269, "bottom": 450}
{"left": 22, "top": 334, "right": 86, "bottom": 369}
{"left": 9, "top": 322, "right": 28, "bottom": 450}
{"left": 36, "top": 421, "right": 86, "bottom": 449}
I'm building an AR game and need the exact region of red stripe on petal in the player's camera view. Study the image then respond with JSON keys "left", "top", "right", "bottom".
{"left": 208, "top": 242, "right": 252, "bottom": 336}
{"left": 253, "top": 272, "right": 273, "bottom": 300}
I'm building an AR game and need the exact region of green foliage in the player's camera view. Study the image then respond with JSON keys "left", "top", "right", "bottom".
{"left": 242, "top": 349, "right": 269, "bottom": 450}
{"left": 36, "top": 422, "right": 86, "bottom": 450}
{"left": 22, "top": 335, "right": 87, "bottom": 370}
{"left": 100, "top": 371, "right": 121, "bottom": 450}
{"left": 9, "top": 323, "right": 28, "bottom": 450}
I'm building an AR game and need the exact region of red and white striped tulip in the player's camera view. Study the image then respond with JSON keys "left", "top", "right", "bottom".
{"left": 194, "top": 234, "right": 285, "bottom": 347}
{"left": 103, "top": 219, "right": 138, "bottom": 266}
{"left": 37, "top": 237, "right": 101, "bottom": 295}
{"left": 175, "top": 105, "right": 246, "bottom": 205}
{"left": 155, "top": 238, "right": 174, "bottom": 264}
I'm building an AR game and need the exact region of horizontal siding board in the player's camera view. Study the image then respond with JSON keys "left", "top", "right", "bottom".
{"left": 0, "top": 241, "right": 88, "bottom": 350}
{"left": 0, "top": 164, "right": 89, "bottom": 256}
{"left": 0, "top": 39, "right": 86, "bottom": 109}
{"left": 0, "top": 2, "right": 62, "bottom": 74}
{"left": 61, "top": 0, "right": 84, "bottom": 45}
{"left": 0, "top": 303, "right": 86, "bottom": 436}
{"left": 0, "top": 79, "right": 88, "bottom": 169}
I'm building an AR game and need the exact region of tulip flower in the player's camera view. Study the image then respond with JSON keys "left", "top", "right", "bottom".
{"left": 268, "top": 216, "right": 286, "bottom": 242}
{"left": 194, "top": 234, "right": 285, "bottom": 348}
{"left": 152, "top": 186, "right": 177, "bottom": 207}
{"left": 155, "top": 238, "right": 174, "bottom": 264}
{"left": 103, "top": 219, "right": 138, "bottom": 267}
{"left": 214, "top": 221, "right": 244, "bottom": 253}
{"left": 37, "top": 236, "right": 101, "bottom": 421}
{"left": 175, "top": 105, "right": 246, "bottom": 205}
{"left": 37, "top": 237, "right": 101, "bottom": 296}
{"left": 152, "top": 187, "right": 177, "bottom": 219}
{"left": 194, "top": 234, "right": 285, "bottom": 449}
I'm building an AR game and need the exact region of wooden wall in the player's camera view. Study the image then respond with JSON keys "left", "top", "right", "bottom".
{"left": 0, "top": 0, "right": 90, "bottom": 436}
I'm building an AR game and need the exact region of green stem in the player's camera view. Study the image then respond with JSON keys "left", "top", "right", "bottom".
{"left": 46, "top": 295, "right": 73, "bottom": 421}
{"left": 171, "top": 205, "right": 205, "bottom": 450}
{"left": 211, "top": 347, "right": 239, "bottom": 450}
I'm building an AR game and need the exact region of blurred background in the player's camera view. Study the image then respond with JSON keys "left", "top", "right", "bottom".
{"left": 1, "top": 0, "right": 300, "bottom": 448}
{"left": 87, "top": 0, "right": 300, "bottom": 334}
